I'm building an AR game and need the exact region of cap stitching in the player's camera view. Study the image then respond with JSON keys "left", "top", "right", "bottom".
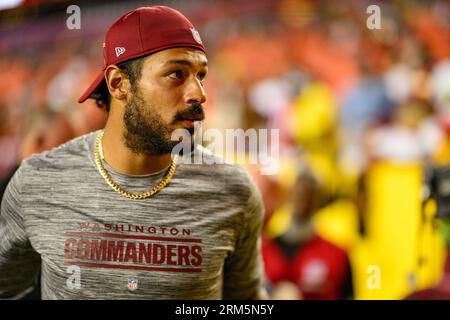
{"left": 137, "top": 9, "right": 144, "bottom": 53}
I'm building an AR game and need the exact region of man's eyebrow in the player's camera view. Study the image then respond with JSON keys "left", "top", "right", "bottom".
{"left": 163, "top": 59, "right": 208, "bottom": 68}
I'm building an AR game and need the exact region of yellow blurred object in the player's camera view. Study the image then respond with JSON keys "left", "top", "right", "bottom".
{"left": 350, "top": 161, "right": 446, "bottom": 299}
{"left": 313, "top": 199, "right": 359, "bottom": 250}
{"left": 265, "top": 203, "right": 293, "bottom": 239}
{"left": 423, "top": 198, "right": 437, "bottom": 220}
{"left": 304, "top": 152, "right": 338, "bottom": 196}
{"left": 275, "top": 157, "right": 300, "bottom": 190}
{"left": 266, "top": 197, "right": 360, "bottom": 250}
{"left": 432, "top": 135, "right": 450, "bottom": 166}
{"left": 291, "top": 82, "right": 337, "bottom": 145}
{"left": 265, "top": 153, "right": 350, "bottom": 240}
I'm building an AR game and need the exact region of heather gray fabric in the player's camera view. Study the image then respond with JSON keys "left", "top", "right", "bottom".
{"left": 0, "top": 130, "right": 264, "bottom": 299}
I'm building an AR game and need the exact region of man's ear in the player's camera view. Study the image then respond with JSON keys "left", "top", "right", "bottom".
{"left": 104, "top": 65, "right": 130, "bottom": 101}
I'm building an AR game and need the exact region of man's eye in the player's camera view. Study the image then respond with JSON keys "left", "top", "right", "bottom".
{"left": 168, "top": 70, "right": 184, "bottom": 79}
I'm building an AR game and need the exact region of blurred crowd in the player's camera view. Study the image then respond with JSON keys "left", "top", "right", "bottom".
{"left": 1, "top": 0, "right": 450, "bottom": 299}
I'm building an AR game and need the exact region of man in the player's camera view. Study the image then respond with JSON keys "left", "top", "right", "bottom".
{"left": 263, "top": 170, "right": 353, "bottom": 299}
{"left": 0, "top": 6, "right": 266, "bottom": 299}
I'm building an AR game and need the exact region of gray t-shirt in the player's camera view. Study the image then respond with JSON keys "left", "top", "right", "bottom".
{"left": 0, "top": 130, "right": 265, "bottom": 299}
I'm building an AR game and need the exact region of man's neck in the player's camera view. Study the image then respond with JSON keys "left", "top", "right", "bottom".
{"left": 100, "top": 124, "right": 172, "bottom": 176}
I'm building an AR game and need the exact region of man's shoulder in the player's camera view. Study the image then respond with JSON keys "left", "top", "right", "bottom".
{"left": 180, "top": 144, "right": 248, "bottom": 175}
{"left": 21, "top": 131, "right": 96, "bottom": 173}
{"left": 179, "top": 145, "right": 259, "bottom": 201}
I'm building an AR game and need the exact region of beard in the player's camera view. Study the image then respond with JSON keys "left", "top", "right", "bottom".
{"left": 122, "top": 90, "right": 204, "bottom": 156}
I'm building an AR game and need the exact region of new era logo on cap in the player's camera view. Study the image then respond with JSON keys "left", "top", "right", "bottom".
{"left": 115, "top": 47, "right": 126, "bottom": 57}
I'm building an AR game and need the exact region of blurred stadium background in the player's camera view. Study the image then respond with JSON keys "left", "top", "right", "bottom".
{"left": 1, "top": 0, "right": 450, "bottom": 300}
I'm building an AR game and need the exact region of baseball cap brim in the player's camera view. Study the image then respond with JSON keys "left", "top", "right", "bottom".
{"left": 78, "top": 72, "right": 105, "bottom": 103}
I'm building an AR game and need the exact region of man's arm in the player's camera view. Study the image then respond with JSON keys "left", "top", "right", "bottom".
{"left": 0, "top": 166, "right": 41, "bottom": 299}
{"left": 222, "top": 168, "right": 267, "bottom": 300}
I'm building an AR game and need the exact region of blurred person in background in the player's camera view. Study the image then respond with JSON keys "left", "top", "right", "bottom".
{"left": 0, "top": 105, "right": 21, "bottom": 206}
{"left": 263, "top": 169, "right": 353, "bottom": 300}
{"left": 20, "top": 109, "right": 76, "bottom": 160}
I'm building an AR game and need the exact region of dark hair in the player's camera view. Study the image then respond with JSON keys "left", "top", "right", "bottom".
{"left": 94, "top": 57, "right": 144, "bottom": 112}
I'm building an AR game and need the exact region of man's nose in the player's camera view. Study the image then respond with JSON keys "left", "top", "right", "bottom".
{"left": 184, "top": 77, "right": 206, "bottom": 105}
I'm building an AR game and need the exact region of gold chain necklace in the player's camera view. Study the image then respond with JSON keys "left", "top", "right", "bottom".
{"left": 94, "top": 131, "right": 177, "bottom": 200}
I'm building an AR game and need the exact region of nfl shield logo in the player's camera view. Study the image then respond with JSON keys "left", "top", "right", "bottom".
{"left": 127, "top": 278, "right": 138, "bottom": 291}
{"left": 190, "top": 28, "right": 203, "bottom": 44}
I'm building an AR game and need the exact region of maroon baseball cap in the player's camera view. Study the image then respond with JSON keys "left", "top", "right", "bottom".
{"left": 78, "top": 6, "right": 206, "bottom": 103}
